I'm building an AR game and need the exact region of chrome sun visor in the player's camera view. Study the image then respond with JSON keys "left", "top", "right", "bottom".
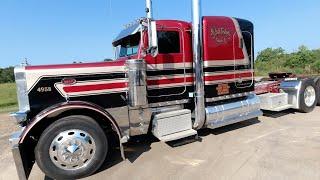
{"left": 112, "top": 23, "right": 141, "bottom": 46}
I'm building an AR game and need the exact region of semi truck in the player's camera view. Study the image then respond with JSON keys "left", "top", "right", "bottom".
{"left": 8, "top": 0, "right": 319, "bottom": 179}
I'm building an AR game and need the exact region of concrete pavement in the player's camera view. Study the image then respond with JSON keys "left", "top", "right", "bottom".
{"left": 1, "top": 108, "right": 320, "bottom": 180}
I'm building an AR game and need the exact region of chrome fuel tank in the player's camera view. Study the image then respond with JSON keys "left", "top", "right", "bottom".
{"left": 205, "top": 94, "right": 262, "bottom": 129}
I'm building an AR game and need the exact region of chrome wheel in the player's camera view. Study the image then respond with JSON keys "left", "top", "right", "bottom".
{"left": 49, "top": 129, "right": 96, "bottom": 170}
{"left": 304, "top": 86, "right": 316, "bottom": 107}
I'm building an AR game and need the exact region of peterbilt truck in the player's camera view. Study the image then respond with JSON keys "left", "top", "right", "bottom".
{"left": 9, "top": 0, "right": 319, "bottom": 179}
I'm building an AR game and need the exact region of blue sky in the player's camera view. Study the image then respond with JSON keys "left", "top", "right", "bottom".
{"left": 0, "top": 0, "right": 319, "bottom": 67}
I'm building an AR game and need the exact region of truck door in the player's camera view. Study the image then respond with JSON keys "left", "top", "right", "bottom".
{"left": 145, "top": 25, "right": 192, "bottom": 104}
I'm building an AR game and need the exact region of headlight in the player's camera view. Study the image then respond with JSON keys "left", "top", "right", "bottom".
{"left": 11, "top": 66, "right": 30, "bottom": 124}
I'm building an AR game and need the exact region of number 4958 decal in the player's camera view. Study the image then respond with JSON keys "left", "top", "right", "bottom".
{"left": 37, "top": 87, "right": 52, "bottom": 93}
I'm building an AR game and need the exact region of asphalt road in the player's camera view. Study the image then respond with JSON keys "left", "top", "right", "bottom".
{"left": 1, "top": 107, "right": 320, "bottom": 180}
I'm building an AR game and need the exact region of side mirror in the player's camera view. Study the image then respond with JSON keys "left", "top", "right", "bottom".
{"left": 148, "top": 20, "right": 158, "bottom": 57}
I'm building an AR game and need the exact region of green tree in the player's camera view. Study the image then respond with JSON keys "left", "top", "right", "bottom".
{"left": 256, "top": 47, "right": 285, "bottom": 62}
{"left": 0, "top": 67, "right": 14, "bottom": 83}
{"left": 313, "top": 60, "right": 320, "bottom": 73}
{"left": 285, "top": 46, "right": 314, "bottom": 67}
{"left": 255, "top": 46, "right": 320, "bottom": 76}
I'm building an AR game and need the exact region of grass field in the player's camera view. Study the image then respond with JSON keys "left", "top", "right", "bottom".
{"left": 0, "top": 83, "right": 17, "bottom": 113}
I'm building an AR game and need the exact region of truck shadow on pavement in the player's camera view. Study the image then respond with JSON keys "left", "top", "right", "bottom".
{"left": 262, "top": 109, "right": 296, "bottom": 118}
{"left": 197, "top": 117, "right": 261, "bottom": 136}
{"left": 97, "top": 133, "right": 157, "bottom": 173}
{"left": 96, "top": 117, "right": 261, "bottom": 175}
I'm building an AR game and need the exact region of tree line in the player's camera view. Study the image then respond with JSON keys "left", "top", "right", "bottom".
{"left": 255, "top": 46, "right": 320, "bottom": 76}
{"left": 0, "top": 67, "right": 14, "bottom": 83}
{"left": 0, "top": 46, "right": 319, "bottom": 83}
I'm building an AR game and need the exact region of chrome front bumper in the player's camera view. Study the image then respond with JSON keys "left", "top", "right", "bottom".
{"left": 205, "top": 94, "right": 262, "bottom": 129}
{"left": 9, "top": 130, "right": 28, "bottom": 180}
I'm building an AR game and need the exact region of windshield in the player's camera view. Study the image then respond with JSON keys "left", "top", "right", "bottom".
{"left": 117, "top": 33, "right": 140, "bottom": 58}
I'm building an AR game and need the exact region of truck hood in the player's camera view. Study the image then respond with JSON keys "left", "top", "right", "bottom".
{"left": 23, "top": 60, "right": 126, "bottom": 93}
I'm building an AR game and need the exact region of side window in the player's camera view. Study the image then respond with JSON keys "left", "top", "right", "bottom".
{"left": 119, "top": 45, "right": 139, "bottom": 57}
{"left": 118, "top": 33, "right": 140, "bottom": 57}
{"left": 157, "top": 31, "right": 180, "bottom": 54}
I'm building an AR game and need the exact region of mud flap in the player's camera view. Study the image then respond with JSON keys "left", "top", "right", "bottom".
{"left": 10, "top": 131, "right": 35, "bottom": 180}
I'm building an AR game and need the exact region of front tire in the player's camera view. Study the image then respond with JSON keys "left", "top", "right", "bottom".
{"left": 35, "top": 115, "right": 108, "bottom": 179}
{"left": 299, "top": 79, "right": 317, "bottom": 113}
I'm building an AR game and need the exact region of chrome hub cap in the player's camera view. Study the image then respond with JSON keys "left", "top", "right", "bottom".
{"left": 304, "top": 86, "right": 316, "bottom": 107}
{"left": 49, "top": 129, "right": 96, "bottom": 170}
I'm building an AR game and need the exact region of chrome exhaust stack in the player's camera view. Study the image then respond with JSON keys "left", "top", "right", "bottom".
{"left": 126, "top": 59, "right": 148, "bottom": 107}
{"left": 146, "top": 0, "right": 153, "bottom": 19}
{"left": 145, "top": 0, "right": 158, "bottom": 57}
{"left": 192, "top": 0, "right": 206, "bottom": 129}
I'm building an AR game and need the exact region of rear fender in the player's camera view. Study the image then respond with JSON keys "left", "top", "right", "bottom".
{"left": 280, "top": 79, "right": 302, "bottom": 109}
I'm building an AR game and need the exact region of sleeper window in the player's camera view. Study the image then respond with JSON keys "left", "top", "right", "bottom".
{"left": 157, "top": 31, "right": 180, "bottom": 54}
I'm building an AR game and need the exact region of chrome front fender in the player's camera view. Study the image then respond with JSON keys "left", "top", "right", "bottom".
{"left": 9, "top": 130, "right": 28, "bottom": 180}
{"left": 19, "top": 101, "right": 124, "bottom": 144}
{"left": 11, "top": 101, "right": 128, "bottom": 180}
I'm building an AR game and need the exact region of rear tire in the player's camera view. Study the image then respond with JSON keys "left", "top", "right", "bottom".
{"left": 298, "top": 79, "right": 317, "bottom": 113}
{"left": 35, "top": 115, "right": 108, "bottom": 179}
{"left": 315, "top": 78, "right": 320, "bottom": 106}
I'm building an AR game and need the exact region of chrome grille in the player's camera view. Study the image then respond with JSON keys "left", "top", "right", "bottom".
{"left": 14, "top": 66, "right": 30, "bottom": 112}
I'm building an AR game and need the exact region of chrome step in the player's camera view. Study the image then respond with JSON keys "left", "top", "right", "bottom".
{"left": 258, "top": 93, "right": 292, "bottom": 111}
{"left": 158, "top": 129, "right": 197, "bottom": 142}
{"left": 265, "top": 104, "right": 293, "bottom": 112}
{"left": 152, "top": 109, "right": 197, "bottom": 142}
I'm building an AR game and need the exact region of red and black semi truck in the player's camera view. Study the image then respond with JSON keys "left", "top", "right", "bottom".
{"left": 8, "top": 0, "right": 319, "bottom": 179}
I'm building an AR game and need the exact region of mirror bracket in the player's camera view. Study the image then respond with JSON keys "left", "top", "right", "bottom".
{"left": 147, "top": 20, "right": 158, "bottom": 57}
